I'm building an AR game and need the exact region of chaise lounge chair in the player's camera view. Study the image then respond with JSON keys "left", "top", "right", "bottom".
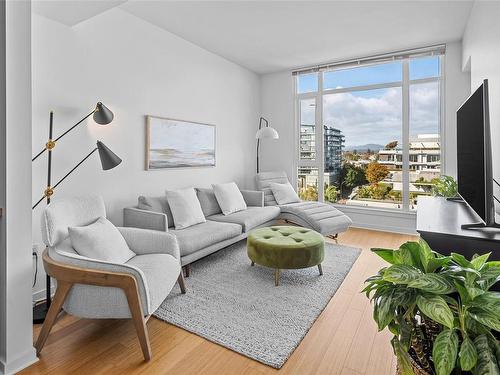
{"left": 255, "top": 171, "right": 352, "bottom": 239}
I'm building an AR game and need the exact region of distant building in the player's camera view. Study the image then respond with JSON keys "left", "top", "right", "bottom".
{"left": 299, "top": 124, "right": 344, "bottom": 185}
{"left": 378, "top": 134, "right": 440, "bottom": 172}
{"left": 324, "top": 126, "right": 344, "bottom": 184}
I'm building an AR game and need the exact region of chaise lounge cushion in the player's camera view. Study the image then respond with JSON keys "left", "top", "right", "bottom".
{"left": 126, "top": 253, "right": 180, "bottom": 313}
{"left": 207, "top": 206, "right": 280, "bottom": 232}
{"left": 170, "top": 220, "right": 242, "bottom": 256}
{"left": 279, "top": 201, "right": 352, "bottom": 235}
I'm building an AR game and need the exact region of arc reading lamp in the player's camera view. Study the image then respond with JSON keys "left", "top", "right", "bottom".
{"left": 32, "top": 102, "right": 121, "bottom": 324}
{"left": 255, "top": 117, "right": 279, "bottom": 173}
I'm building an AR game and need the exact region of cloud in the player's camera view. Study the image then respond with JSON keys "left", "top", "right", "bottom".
{"left": 301, "top": 83, "right": 439, "bottom": 147}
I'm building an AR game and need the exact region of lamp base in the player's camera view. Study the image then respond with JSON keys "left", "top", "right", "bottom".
{"left": 33, "top": 301, "right": 49, "bottom": 324}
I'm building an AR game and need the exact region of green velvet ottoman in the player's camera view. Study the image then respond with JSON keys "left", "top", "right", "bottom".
{"left": 247, "top": 226, "right": 325, "bottom": 286}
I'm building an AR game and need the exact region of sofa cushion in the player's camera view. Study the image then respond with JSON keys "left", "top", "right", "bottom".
{"left": 196, "top": 187, "right": 222, "bottom": 216}
{"left": 138, "top": 195, "right": 174, "bottom": 228}
{"left": 68, "top": 217, "right": 136, "bottom": 263}
{"left": 166, "top": 188, "right": 206, "bottom": 229}
{"left": 279, "top": 201, "right": 352, "bottom": 235}
{"left": 255, "top": 171, "right": 289, "bottom": 206}
{"left": 212, "top": 182, "right": 247, "bottom": 215}
{"left": 126, "top": 253, "right": 180, "bottom": 313}
{"left": 170, "top": 220, "right": 242, "bottom": 256}
{"left": 207, "top": 206, "right": 280, "bottom": 232}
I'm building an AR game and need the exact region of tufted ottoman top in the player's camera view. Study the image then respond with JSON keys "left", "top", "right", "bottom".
{"left": 247, "top": 226, "right": 325, "bottom": 270}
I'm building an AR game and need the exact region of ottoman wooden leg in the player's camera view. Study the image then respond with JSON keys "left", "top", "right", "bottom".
{"left": 251, "top": 261, "right": 255, "bottom": 266}
{"left": 275, "top": 269, "right": 280, "bottom": 286}
{"left": 318, "top": 264, "right": 323, "bottom": 276}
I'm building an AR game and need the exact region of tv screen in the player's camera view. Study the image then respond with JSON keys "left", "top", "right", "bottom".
{"left": 456, "top": 80, "right": 493, "bottom": 224}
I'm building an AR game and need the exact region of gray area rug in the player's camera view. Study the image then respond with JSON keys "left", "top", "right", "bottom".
{"left": 153, "top": 240, "right": 361, "bottom": 368}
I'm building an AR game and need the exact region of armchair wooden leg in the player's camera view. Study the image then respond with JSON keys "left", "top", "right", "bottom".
{"left": 124, "top": 285, "right": 152, "bottom": 361}
{"left": 177, "top": 272, "right": 186, "bottom": 294}
{"left": 35, "top": 281, "right": 72, "bottom": 355}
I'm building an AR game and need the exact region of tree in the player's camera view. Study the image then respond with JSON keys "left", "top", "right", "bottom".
{"left": 299, "top": 185, "right": 318, "bottom": 201}
{"left": 324, "top": 185, "right": 338, "bottom": 203}
{"left": 385, "top": 140, "right": 398, "bottom": 149}
{"left": 365, "top": 162, "right": 389, "bottom": 185}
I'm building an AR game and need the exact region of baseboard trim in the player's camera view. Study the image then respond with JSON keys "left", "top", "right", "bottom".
{"left": 33, "top": 285, "right": 55, "bottom": 302}
{"left": 0, "top": 347, "right": 38, "bottom": 375}
{"left": 351, "top": 222, "right": 417, "bottom": 235}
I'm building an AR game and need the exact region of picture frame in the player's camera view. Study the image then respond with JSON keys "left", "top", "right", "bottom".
{"left": 145, "top": 115, "right": 216, "bottom": 170}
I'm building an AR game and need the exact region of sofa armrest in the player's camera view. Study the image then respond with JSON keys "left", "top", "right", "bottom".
{"left": 47, "top": 247, "right": 150, "bottom": 313}
{"left": 117, "top": 227, "right": 180, "bottom": 260}
{"left": 123, "top": 207, "right": 168, "bottom": 232}
{"left": 241, "top": 190, "right": 264, "bottom": 207}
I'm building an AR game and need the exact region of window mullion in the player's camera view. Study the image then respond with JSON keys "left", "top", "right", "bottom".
{"left": 317, "top": 73, "right": 324, "bottom": 202}
{"left": 402, "top": 60, "right": 410, "bottom": 211}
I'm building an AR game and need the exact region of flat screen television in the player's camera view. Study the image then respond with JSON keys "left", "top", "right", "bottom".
{"left": 456, "top": 79, "right": 496, "bottom": 228}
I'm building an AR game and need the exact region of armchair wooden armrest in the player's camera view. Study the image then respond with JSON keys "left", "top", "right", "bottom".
{"left": 35, "top": 249, "right": 152, "bottom": 361}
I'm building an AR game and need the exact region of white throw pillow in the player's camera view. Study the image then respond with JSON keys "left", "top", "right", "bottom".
{"left": 212, "top": 182, "right": 247, "bottom": 215}
{"left": 68, "top": 217, "right": 135, "bottom": 263}
{"left": 166, "top": 187, "right": 206, "bottom": 229}
{"left": 269, "top": 182, "right": 301, "bottom": 205}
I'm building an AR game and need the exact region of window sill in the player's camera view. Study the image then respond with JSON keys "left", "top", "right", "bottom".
{"left": 330, "top": 203, "right": 417, "bottom": 217}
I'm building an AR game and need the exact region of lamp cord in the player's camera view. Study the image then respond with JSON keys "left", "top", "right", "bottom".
{"left": 32, "top": 251, "right": 38, "bottom": 288}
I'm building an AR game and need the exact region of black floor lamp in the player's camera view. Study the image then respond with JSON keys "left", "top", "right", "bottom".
{"left": 32, "top": 102, "right": 122, "bottom": 324}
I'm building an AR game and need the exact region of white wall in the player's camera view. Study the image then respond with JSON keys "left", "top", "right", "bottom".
{"left": 259, "top": 42, "right": 470, "bottom": 233}
{"left": 462, "top": 1, "right": 500, "bottom": 181}
{"left": 1, "top": 1, "right": 38, "bottom": 374}
{"left": 32, "top": 9, "right": 260, "bottom": 297}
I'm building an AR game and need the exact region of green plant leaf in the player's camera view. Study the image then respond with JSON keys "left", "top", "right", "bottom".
{"left": 418, "top": 239, "right": 433, "bottom": 272}
{"left": 383, "top": 265, "right": 422, "bottom": 284}
{"left": 408, "top": 274, "right": 455, "bottom": 294}
{"left": 471, "top": 253, "right": 491, "bottom": 270}
{"left": 371, "top": 248, "right": 396, "bottom": 264}
{"left": 454, "top": 280, "right": 471, "bottom": 304}
{"left": 399, "top": 242, "right": 425, "bottom": 270}
{"left": 427, "top": 256, "right": 451, "bottom": 273}
{"left": 451, "top": 253, "right": 472, "bottom": 268}
{"left": 433, "top": 329, "right": 459, "bottom": 375}
{"left": 460, "top": 336, "right": 478, "bottom": 371}
{"left": 468, "top": 309, "right": 500, "bottom": 332}
{"left": 392, "top": 336, "right": 415, "bottom": 375}
{"left": 374, "top": 294, "right": 394, "bottom": 331}
{"left": 473, "top": 335, "right": 500, "bottom": 375}
{"left": 416, "top": 294, "right": 454, "bottom": 328}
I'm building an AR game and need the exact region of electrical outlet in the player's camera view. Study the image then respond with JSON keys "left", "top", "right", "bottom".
{"left": 32, "top": 244, "right": 39, "bottom": 256}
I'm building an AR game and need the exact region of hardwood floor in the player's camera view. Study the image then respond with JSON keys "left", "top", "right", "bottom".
{"left": 21, "top": 227, "right": 416, "bottom": 375}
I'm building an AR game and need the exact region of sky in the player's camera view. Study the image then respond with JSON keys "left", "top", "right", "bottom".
{"left": 299, "top": 56, "right": 440, "bottom": 147}
{"left": 150, "top": 117, "right": 215, "bottom": 151}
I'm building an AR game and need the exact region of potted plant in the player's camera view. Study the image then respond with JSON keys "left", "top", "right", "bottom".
{"left": 364, "top": 240, "right": 500, "bottom": 375}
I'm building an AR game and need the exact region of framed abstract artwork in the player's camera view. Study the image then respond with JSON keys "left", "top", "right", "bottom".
{"left": 146, "top": 116, "right": 216, "bottom": 170}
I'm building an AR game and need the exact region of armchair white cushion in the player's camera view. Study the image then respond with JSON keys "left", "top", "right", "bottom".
{"left": 41, "top": 196, "right": 182, "bottom": 319}
{"left": 68, "top": 217, "right": 136, "bottom": 263}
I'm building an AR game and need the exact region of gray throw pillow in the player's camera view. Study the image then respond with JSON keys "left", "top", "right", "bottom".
{"left": 166, "top": 188, "right": 206, "bottom": 229}
{"left": 68, "top": 217, "right": 135, "bottom": 263}
{"left": 196, "top": 187, "right": 222, "bottom": 216}
{"left": 269, "top": 182, "right": 301, "bottom": 205}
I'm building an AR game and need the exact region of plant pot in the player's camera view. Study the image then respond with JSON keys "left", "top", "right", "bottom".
{"left": 396, "top": 355, "right": 431, "bottom": 375}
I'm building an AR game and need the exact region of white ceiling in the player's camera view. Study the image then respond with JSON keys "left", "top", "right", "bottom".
{"left": 33, "top": 1, "right": 474, "bottom": 74}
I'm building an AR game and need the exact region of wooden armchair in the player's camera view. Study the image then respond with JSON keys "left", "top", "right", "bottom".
{"left": 35, "top": 196, "right": 185, "bottom": 361}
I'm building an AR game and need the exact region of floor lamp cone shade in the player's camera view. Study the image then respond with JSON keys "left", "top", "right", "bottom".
{"left": 97, "top": 141, "right": 122, "bottom": 170}
{"left": 255, "top": 126, "right": 279, "bottom": 139}
{"left": 93, "top": 102, "right": 114, "bottom": 125}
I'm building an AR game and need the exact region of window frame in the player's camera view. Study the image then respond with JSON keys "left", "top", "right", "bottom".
{"left": 294, "top": 52, "right": 445, "bottom": 213}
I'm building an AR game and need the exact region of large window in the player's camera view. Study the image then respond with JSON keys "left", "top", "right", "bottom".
{"left": 295, "top": 48, "right": 443, "bottom": 211}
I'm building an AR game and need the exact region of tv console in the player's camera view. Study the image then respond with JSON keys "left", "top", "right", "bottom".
{"left": 417, "top": 196, "right": 500, "bottom": 261}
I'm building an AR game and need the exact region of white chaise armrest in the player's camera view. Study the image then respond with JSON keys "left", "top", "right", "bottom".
{"left": 48, "top": 247, "right": 150, "bottom": 313}
{"left": 240, "top": 190, "right": 264, "bottom": 207}
{"left": 117, "top": 227, "right": 180, "bottom": 261}
{"left": 123, "top": 207, "right": 168, "bottom": 232}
